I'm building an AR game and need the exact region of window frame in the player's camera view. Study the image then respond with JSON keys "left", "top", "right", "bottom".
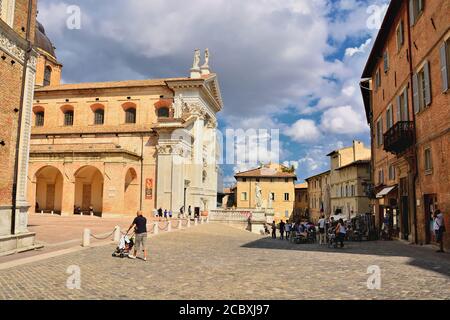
{"left": 424, "top": 148, "right": 433, "bottom": 174}
{"left": 35, "top": 111, "right": 45, "bottom": 127}
{"left": 94, "top": 108, "right": 105, "bottom": 125}
{"left": 125, "top": 107, "right": 137, "bottom": 124}
{"left": 64, "top": 110, "right": 74, "bottom": 126}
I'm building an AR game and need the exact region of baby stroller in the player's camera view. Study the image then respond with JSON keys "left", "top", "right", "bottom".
{"left": 327, "top": 227, "right": 337, "bottom": 248}
{"left": 112, "top": 234, "right": 134, "bottom": 258}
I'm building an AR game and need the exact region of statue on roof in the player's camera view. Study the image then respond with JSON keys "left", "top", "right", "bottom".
{"left": 202, "top": 48, "right": 210, "bottom": 68}
{"left": 192, "top": 49, "right": 201, "bottom": 70}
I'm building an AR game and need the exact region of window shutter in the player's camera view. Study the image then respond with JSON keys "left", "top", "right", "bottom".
{"left": 400, "top": 22, "right": 404, "bottom": 46}
{"left": 440, "top": 42, "right": 449, "bottom": 92}
{"left": 409, "top": 0, "right": 415, "bottom": 26}
{"left": 413, "top": 73, "right": 420, "bottom": 113}
{"left": 403, "top": 89, "right": 409, "bottom": 121}
{"left": 384, "top": 52, "right": 389, "bottom": 73}
{"left": 424, "top": 61, "right": 431, "bottom": 106}
{"left": 396, "top": 96, "right": 401, "bottom": 122}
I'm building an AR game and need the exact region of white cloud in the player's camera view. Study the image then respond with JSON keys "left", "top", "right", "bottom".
{"left": 345, "top": 38, "right": 372, "bottom": 57}
{"left": 284, "top": 119, "right": 321, "bottom": 143}
{"left": 320, "top": 106, "right": 368, "bottom": 135}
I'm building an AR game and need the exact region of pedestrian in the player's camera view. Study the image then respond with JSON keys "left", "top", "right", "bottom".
{"left": 180, "top": 206, "right": 184, "bottom": 218}
{"left": 169, "top": 210, "right": 173, "bottom": 219}
{"left": 89, "top": 205, "right": 94, "bottom": 216}
{"left": 279, "top": 220, "right": 285, "bottom": 240}
{"left": 164, "top": 209, "right": 168, "bottom": 219}
{"left": 153, "top": 208, "right": 158, "bottom": 218}
{"left": 126, "top": 211, "right": 148, "bottom": 261}
{"left": 188, "top": 205, "right": 192, "bottom": 218}
{"left": 336, "top": 218, "right": 346, "bottom": 248}
{"left": 158, "top": 207, "right": 163, "bottom": 219}
{"left": 318, "top": 215, "right": 326, "bottom": 245}
{"left": 433, "top": 210, "right": 446, "bottom": 253}
{"left": 271, "top": 221, "right": 277, "bottom": 239}
{"left": 285, "top": 221, "right": 291, "bottom": 241}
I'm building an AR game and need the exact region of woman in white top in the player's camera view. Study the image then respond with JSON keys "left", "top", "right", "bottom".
{"left": 335, "top": 219, "right": 346, "bottom": 248}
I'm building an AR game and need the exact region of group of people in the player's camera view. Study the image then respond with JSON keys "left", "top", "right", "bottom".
{"left": 267, "top": 216, "right": 350, "bottom": 248}
{"left": 153, "top": 205, "right": 195, "bottom": 220}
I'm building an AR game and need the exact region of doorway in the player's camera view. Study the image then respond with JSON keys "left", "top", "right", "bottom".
{"left": 401, "top": 196, "right": 409, "bottom": 240}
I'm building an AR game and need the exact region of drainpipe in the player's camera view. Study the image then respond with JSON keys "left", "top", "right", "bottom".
{"left": 139, "top": 134, "right": 144, "bottom": 210}
{"left": 11, "top": 0, "right": 34, "bottom": 235}
{"left": 406, "top": 0, "right": 419, "bottom": 244}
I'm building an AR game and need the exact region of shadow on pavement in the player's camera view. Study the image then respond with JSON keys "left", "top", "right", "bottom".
{"left": 241, "top": 236, "right": 450, "bottom": 278}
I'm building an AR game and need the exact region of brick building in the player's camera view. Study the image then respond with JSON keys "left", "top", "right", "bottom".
{"left": 29, "top": 42, "right": 223, "bottom": 217}
{"left": 0, "top": 0, "right": 38, "bottom": 254}
{"left": 293, "top": 182, "right": 308, "bottom": 221}
{"left": 361, "top": 0, "right": 449, "bottom": 249}
{"left": 305, "top": 170, "right": 330, "bottom": 222}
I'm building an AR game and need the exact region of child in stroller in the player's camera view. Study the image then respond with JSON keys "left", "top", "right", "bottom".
{"left": 112, "top": 234, "right": 135, "bottom": 258}
{"left": 327, "top": 226, "right": 337, "bottom": 248}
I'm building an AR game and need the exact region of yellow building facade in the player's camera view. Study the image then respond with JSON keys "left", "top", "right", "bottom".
{"left": 327, "top": 141, "right": 372, "bottom": 218}
{"left": 235, "top": 164, "right": 296, "bottom": 222}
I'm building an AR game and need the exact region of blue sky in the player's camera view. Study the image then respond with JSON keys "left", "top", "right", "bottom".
{"left": 37, "top": 0, "right": 389, "bottom": 186}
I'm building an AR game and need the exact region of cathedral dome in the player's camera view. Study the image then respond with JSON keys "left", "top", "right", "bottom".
{"left": 35, "top": 21, "right": 56, "bottom": 58}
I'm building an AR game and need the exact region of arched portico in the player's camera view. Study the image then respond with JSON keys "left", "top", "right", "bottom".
{"left": 74, "top": 166, "right": 104, "bottom": 215}
{"left": 34, "top": 166, "right": 64, "bottom": 214}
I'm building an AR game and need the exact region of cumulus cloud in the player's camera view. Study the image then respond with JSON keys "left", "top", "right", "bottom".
{"left": 320, "top": 106, "right": 369, "bottom": 135}
{"left": 284, "top": 119, "right": 321, "bottom": 143}
{"left": 345, "top": 38, "right": 372, "bottom": 57}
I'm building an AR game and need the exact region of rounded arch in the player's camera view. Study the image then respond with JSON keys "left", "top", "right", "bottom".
{"left": 90, "top": 103, "right": 105, "bottom": 112}
{"left": 124, "top": 168, "right": 139, "bottom": 215}
{"left": 90, "top": 104, "right": 105, "bottom": 125}
{"left": 34, "top": 165, "right": 64, "bottom": 214}
{"left": 33, "top": 106, "right": 45, "bottom": 127}
{"left": 122, "top": 102, "right": 137, "bottom": 111}
{"left": 74, "top": 165, "right": 104, "bottom": 215}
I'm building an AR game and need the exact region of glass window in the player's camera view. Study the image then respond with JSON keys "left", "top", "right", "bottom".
{"left": 241, "top": 192, "right": 247, "bottom": 201}
{"left": 284, "top": 193, "right": 289, "bottom": 201}
{"left": 35, "top": 111, "right": 44, "bottom": 127}
{"left": 425, "top": 148, "right": 433, "bottom": 172}
{"left": 157, "top": 107, "right": 170, "bottom": 118}
{"left": 125, "top": 108, "right": 136, "bottom": 124}
{"left": 64, "top": 110, "right": 74, "bottom": 126}
{"left": 94, "top": 109, "right": 104, "bottom": 125}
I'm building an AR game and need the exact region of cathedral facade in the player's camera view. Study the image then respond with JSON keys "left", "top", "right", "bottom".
{"left": 29, "top": 28, "right": 223, "bottom": 217}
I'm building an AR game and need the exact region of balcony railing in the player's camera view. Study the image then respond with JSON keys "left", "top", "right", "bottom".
{"left": 383, "top": 121, "right": 414, "bottom": 155}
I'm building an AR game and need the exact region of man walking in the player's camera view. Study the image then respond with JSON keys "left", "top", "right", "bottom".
{"left": 279, "top": 220, "right": 285, "bottom": 240}
{"left": 271, "top": 221, "right": 277, "bottom": 239}
{"left": 434, "top": 210, "right": 446, "bottom": 253}
{"left": 127, "top": 211, "right": 148, "bottom": 261}
{"left": 318, "top": 215, "right": 326, "bottom": 245}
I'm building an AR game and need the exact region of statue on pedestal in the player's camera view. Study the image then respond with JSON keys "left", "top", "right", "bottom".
{"left": 192, "top": 49, "right": 201, "bottom": 70}
{"left": 255, "top": 182, "right": 262, "bottom": 209}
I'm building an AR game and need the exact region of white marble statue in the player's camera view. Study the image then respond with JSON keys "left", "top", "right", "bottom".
{"left": 192, "top": 49, "right": 201, "bottom": 70}
{"left": 202, "top": 48, "right": 210, "bottom": 68}
{"left": 255, "top": 182, "right": 262, "bottom": 209}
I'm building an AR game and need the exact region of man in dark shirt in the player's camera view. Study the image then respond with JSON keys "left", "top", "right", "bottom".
{"left": 127, "top": 211, "right": 148, "bottom": 261}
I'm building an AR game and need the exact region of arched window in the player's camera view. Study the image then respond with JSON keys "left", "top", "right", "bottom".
{"left": 125, "top": 108, "right": 136, "bottom": 124}
{"left": 44, "top": 66, "right": 52, "bottom": 86}
{"left": 35, "top": 111, "right": 45, "bottom": 127}
{"left": 157, "top": 107, "right": 170, "bottom": 118}
{"left": 64, "top": 110, "right": 74, "bottom": 126}
{"left": 94, "top": 109, "right": 104, "bottom": 125}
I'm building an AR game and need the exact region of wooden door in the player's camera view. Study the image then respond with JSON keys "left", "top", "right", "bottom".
{"left": 46, "top": 184, "right": 55, "bottom": 210}
{"left": 82, "top": 184, "right": 92, "bottom": 211}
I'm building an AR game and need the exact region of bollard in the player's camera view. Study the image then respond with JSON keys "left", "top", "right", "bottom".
{"left": 113, "top": 226, "right": 121, "bottom": 242}
{"left": 187, "top": 219, "right": 191, "bottom": 228}
{"left": 41, "top": 210, "right": 44, "bottom": 214}
{"left": 194, "top": 218, "right": 198, "bottom": 226}
{"left": 179, "top": 220, "right": 182, "bottom": 230}
{"left": 51, "top": 210, "right": 54, "bottom": 215}
{"left": 82, "top": 229, "right": 90, "bottom": 247}
{"left": 206, "top": 216, "right": 209, "bottom": 223}
{"left": 153, "top": 223, "right": 159, "bottom": 235}
{"left": 168, "top": 221, "right": 172, "bottom": 232}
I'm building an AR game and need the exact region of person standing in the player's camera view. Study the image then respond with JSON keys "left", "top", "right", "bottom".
{"left": 279, "top": 220, "right": 286, "bottom": 240}
{"left": 318, "top": 215, "right": 326, "bottom": 245}
{"left": 180, "top": 206, "right": 184, "bottom": 218}
{"left": 164, "top": 209, "right": 168, "bottom": 219}
{"left": 434, "top": 210, "right": 446, "bottom": 253}
{"left": 127, "top": 211, "right": 148, "bottom": 261}
{"left": 188, "top": 206, "right": 192, "bottom": 219}
{"left": 158, "top": 207, "right": 163, "bottom": 219}
{"left": 285, "top": 222, "right": 291, "bottom": 241}
{"left": 336, "top": 219, "right": 346, "bottom": 248}
{"left": 271, "top": 221, "right": 277, "bottom": 239}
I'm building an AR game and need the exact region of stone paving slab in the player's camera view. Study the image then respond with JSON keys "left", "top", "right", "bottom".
{"left": 0, "top": 223, "right": 449, "bottom": 300}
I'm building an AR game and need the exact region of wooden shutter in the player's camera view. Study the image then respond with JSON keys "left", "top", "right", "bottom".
{"left": 396, "top": 96, "right": 401, "bottom": 123}
{"left": 384, "top": 51, "right": 389, "bottom": 73}
{"left": 413, "top": 73, "right": 420, "bottom": 113}
{"left": 403, "top": 89, "right": 409, "bottom": 121}
{"left": 424, "top": 61, "right": 431, "bottom": 106}
{"left": 409, "top": 0, "right": 415, "bottom": 26}
{"left": 399, "top": 21, "right": 404, "bottom": 46}
{"left": 440, "top": 42, "right": 449, "bottom": 92}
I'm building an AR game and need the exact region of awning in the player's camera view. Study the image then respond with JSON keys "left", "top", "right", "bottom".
{"left": 376, "top": 186, "right": 397, "bottom": 199}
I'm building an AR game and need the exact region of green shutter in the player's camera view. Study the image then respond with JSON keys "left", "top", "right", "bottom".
{"left": 440, "top": 42, "right": 449, "bottom": 92}
{"left": 413, "top": 73, "right": 420, "bottom": 113}
{"left": 424, "top": 61, "right": 431, "bottom": 106}
{"left": 403, "top": 89, "right": 409, "bottom": 121}
{"left": 409, "top": 0, "right": 415, "bottom": 26}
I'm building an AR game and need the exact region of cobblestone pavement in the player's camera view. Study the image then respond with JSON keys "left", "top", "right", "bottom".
{"left": 0, "top": 223, "right": 449, "bottom": 300}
